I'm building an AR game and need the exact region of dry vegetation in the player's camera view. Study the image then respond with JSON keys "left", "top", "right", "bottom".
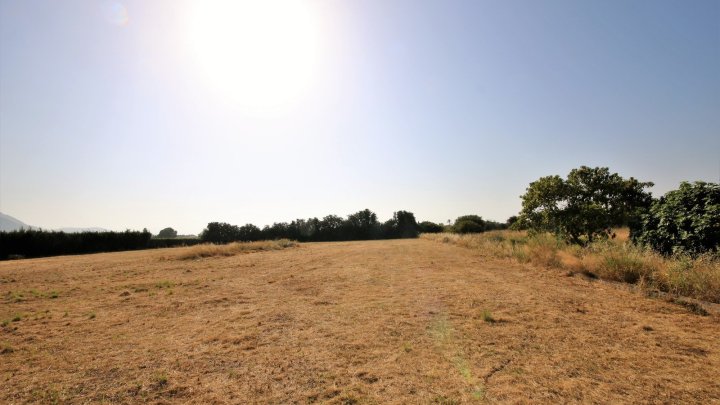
{"left": 1, "top": 239, "right": 719, "bottom": 403}
{"left": 422, "top": 230, "right": 720, "bottom": 304}
{"left": 173, "top": 239, "right": 297, "bottom": 260}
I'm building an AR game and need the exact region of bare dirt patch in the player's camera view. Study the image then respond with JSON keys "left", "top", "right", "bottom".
{"left": 1, "top": 240, "right": 718, "bottom": 403}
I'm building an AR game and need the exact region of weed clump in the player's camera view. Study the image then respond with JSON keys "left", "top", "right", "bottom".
{"left": 152, "top": 372, "right": 169, "bottom": 387}
{"left": 0, "top": 343, "right": 13, "bottom": 354}
{"left": 480, "top": 310, "right": 495, "bottom": 323}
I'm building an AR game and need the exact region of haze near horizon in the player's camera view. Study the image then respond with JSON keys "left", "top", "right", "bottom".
{"left": 1, "top": 0, "right": 718, "bottom": 234}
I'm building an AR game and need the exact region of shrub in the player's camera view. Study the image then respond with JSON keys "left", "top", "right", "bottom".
{"left": 418, "top": 221, "right": 444, "bottom": 233}
{"left": 594, "top": 247, "right": 654, "bottom": 283}
{"left": 633, "top": 181, "right": 719, "bottom": 256}
{"left": 480, "top": 310, "right": 495, "bottom": 323}
{"left": 525, "top": 234, "right": 561, "bottom": 267}
{"left": 452, "top": 215, "right": 486, "bottom": 234}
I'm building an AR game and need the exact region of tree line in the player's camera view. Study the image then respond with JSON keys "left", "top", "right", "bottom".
{"left": 198, "top": 209, "right": 514, "bottom": 244}
{"left": 0, "top": 229, "right": 209, "bottom": 259}
{"left": 5, "top": 165, "right": 711, "bottom": 259}
{"left": 0, "top": 209, "right": 512, "bottom": 259}
{"left": 0, "top": 229, "right": 154, "bottom": 259}
{"left": 200, "top": 209, "right": 422, "bottom": 243}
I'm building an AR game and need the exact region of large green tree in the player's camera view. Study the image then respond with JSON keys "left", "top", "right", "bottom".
{"left": 382, "top": 210, "right": 419, "bottom": 238}
{"left": 518, "top": 166, "right": 653, "bottom": 244}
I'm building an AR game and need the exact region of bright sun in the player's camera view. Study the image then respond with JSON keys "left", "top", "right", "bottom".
{"left": 186, "top": 0, "right": 320, "bottom": 109}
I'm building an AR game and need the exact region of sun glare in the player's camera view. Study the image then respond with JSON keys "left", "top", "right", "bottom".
{"left": 186, "top": 0, "right": 321, "bottom": 109}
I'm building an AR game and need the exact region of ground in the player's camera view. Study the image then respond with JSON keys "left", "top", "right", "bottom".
{"left": 1, "top": 239, "right": 719, "bottom": 404}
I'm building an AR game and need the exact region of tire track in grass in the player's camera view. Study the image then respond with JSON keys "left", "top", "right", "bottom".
{"left": 429, "top": 312, "right": 486, "bottom": 400}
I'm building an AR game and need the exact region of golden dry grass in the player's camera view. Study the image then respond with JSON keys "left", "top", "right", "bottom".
{"left": 173, "top": 239, "right": 297, "bottom": 260}
{"left": 1, "top": 239, "right": 719, "bottom": 403}
{"left": 423, "top": 231, "right": 720, "bottom": 303}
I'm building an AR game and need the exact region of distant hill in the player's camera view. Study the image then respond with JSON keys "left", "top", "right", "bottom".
{"left": 0, "top": 212, "right": 108, "bottom": 233}
{"left": 57, "top": 227, "right": 109, "bottom": 233}
{"left": 0, "top": 212, "right": 36, "bottom": 232}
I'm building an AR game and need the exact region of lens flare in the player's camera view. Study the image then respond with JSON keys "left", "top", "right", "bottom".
{"left": 103, "top": 2, "right": 129, "bottom": 27}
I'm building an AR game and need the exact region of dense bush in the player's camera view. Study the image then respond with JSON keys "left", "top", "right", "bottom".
{"left": 0, "top": 229, "right": 152, "bottom": 259}
{"left": 418, "top": 221, "right": 444, "bottom": 233}
{"left": 633, "top": 182, "right": 719, "bottom": 255}
{"left": 484, "top": 220, "right": 509, "bottom": 231}
{"left": 452, "top": 215, "right": 486, "bottom": 233}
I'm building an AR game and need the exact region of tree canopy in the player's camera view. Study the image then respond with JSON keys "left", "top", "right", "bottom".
{"left": 157, "top": 227, "right": 177, "bottom": 238}
{"left": 518, "top": 166, "right": 653, "bottom": 244}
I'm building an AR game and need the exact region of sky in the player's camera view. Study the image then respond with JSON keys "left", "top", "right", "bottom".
{"left": 1, "top": 0, "right": 718, "bottom": 234}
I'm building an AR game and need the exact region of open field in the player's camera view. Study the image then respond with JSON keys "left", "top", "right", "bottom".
{"left": 1, "top": 239, "right": 719, "bottom": 403}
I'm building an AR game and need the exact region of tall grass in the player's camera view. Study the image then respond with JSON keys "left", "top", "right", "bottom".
{"left": 174, "top": 239, "right": 297, "bottom": 260}
{"left": 422, "top": 231, "right": 720, "bottom": 303}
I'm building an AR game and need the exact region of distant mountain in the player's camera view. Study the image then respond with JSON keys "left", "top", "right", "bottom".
{"left": 0, "top": 212, "right": 108, "bottom": 233}
{"left": 0, "top": 212, "right": 36, "bottom": 231}
{"left": 58, "top": 227, "right": 109, "bottom": 233}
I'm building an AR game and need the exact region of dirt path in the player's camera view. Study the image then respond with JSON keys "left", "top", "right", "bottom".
{"left": 1, "top": 239, "right": 718, "bottom": 403}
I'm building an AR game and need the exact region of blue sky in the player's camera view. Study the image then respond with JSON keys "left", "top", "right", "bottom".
{"left": 1, "top": 0, "right": 718, "bottom": 234}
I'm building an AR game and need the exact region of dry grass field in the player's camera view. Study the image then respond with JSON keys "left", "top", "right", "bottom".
{"left": 1, "top": 239, "right": 719, "bottom": 404}
{"left": 422, "top": 231, "right": 720, "bottom": 303}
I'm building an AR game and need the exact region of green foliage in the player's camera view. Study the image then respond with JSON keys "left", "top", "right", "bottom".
{"left": 148, "top": 238, "right": 203, "bottom": 249}
{"left": 200, "top": 222, "right": 240, "bottom": 244}
{"left": 452, "top": 215, "right": 486, "bottom": 234}
{"left": 506, "top": 215, "right": 522, "bottom": 230}
{"left": 199, "top": 209, "right": 421, "bottom": 244}
{"left": 238, "top": 224, "right": 262, "bottom": 241}
{"left": 484, "top": 220, "right": 508, "bottom": 231}
{"left": 445, "top": 215, "right": 508, "bottom": 234}
{"left": 0, "top": 229, "right": 152, "bottom": 259}
{"left": 418, "top": 221, "right": 444, "bottom": 233}
{"left": 633, "top": 182, "right": 719, "bottom": 255}
{"left": 316, "top": 215, "right": 344, "bottom": 241}
{"left": 157, "top": 227, "right": 177, "bottom": 238}
{"left": 346, "top": 209, "right": 382, "bottom": 240}
{"left": 518, "top": 166, "right": 653, "bottom": 244}
{"left": 382, "top": 210, "right": 420, "bottom": 239}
